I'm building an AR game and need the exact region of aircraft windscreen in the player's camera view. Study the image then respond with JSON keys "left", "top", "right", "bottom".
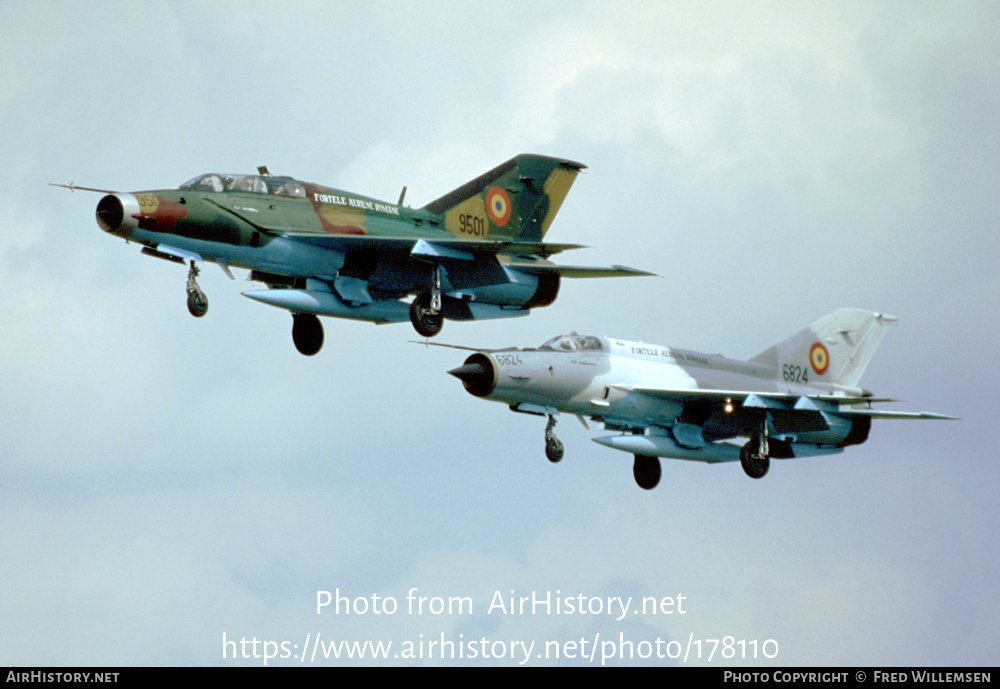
{"left": 179, "top": 174, "right": 305, "bottom": 198}
{"left": 540, "top": 333, "right": 603, "bottom": 351}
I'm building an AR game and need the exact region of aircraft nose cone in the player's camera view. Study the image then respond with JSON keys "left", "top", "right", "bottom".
{"left": 448, "top": 362, "right": 489, "bottom": 384}
{"left": 447, "top": 353, "right": 496, "bottom": 397}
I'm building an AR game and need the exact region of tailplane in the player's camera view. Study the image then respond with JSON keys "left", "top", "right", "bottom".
{"left": 750, "top": 309, "right": 898, "bottom": 387}
{"left": 422, "top": 154, "right": 585, "bottom": 242}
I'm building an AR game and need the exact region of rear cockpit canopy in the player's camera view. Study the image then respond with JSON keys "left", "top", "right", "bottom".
{"left": 180, "top": 173, "right": 306, "bottom": 198}
{"left": 540, "top": 332, "right": 604, "bottom": 352}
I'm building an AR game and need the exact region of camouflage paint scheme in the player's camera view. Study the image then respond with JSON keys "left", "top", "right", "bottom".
{"left": 446, "top": 309, "right": 956, "bottom": 489}
{"left": 83, "top": 155, "right": 652, "bottom": 353}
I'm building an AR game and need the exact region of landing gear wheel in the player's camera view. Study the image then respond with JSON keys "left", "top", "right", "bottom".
{"left": 544, "top": 414, "right": 563, "bottom": 463}
{"left": 740, "top": 441, "right": 770, "bottom": 479}
{"left": 186, "top": 288, "right": 208, "bottom": 318}
{"left": 185, "top": 261, "right": 208, "bottom": 317}
{"left": 292, "top": 313, "right": 324, "bottom": 356}
{"left": 545, "top": 437, "right": 564, "bottom": 463}
{"left": 410, "top": 292, "right": 443, "bottom": 338}
{"left": 633, "top": 455, "right": 662, "bottom": 490}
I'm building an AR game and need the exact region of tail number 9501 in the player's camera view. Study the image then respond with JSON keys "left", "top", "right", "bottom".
{"left": 458, "top": 214, "right": 488, "bottom": 237}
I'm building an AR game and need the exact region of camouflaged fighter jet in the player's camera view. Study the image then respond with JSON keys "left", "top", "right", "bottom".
{"left": 444, "top": 309, "right": 955, "bottom": 490}
{"left": 56, "top": 155, "right": 650, "bottom": 354}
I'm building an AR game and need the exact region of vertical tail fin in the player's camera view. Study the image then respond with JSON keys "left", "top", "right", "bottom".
{"left": 749, "top": 309, "right": 898, "bottom": 387}
{"left": 422, "top": 154, "right": 585, "bottom": 242}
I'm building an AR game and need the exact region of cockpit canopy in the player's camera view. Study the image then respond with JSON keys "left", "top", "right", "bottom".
{"left": 540, "top": 332, "right": 604, "bottom": 352}
{"left": 179, "top": 173, "right": 306, "bottom": 198}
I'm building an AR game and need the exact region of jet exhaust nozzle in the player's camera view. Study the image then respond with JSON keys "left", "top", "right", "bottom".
{"left": 448, "top": 353, "right": 496, "bottom": 397}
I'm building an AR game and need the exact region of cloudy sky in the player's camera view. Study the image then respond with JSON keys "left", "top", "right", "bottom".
{"left": 1, "top": 0, "right": 996, "bottom": 666}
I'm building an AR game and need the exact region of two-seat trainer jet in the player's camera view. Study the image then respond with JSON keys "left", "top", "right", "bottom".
{"left": 445, "top": 309, "right": 955, "bottom": 489}
{"left": 55, "top": 154, "right": 651, "bottom": 354}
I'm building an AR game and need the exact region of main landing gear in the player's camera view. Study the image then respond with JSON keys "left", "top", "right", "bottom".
{"left": 740, "top": 429, "right": 770, "bottom": 479}
{"left": 292, "top": 313, "right": 324, "bottom": 356}
{"left": 633, "top": 455, "right": 662, "bottom": 490}
{"left": 541, "top": 416, "right": 662, "bottom": 491}
{"left": 409, "top": 265, "right": 443, "bottom": 337}
{"left": 186, "top": 261, "right": 208, "bottom": 318}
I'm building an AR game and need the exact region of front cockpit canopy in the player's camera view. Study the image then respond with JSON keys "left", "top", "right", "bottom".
{"left": 540, "top": 332, "right": 604, "bottom": 352}
{"left": 180, "top": 173, "right": 306, "bottom": 198}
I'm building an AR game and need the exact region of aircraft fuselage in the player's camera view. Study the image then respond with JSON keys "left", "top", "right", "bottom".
{"left": 96, "top": 177, "right": 453, "bottom": 291}
{"left": 456, "top": 335, "right": 861, "bottom": 431}
{"left": 447, "top": 313, "right": 954, "bottom": 488}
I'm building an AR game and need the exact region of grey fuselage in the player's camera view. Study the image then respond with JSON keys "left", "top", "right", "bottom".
{"left": 454, "top": 332, "right": 868, "bottom": 449}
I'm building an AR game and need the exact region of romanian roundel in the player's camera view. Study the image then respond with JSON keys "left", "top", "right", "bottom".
{"left": 485, "top": 186, "right": 512, "bottom": 227}
{"left": 809, "top": 342, "right": 830, "bottom": 376}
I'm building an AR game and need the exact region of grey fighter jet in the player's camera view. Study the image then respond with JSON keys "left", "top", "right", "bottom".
{"left": 444, "top": 309, "right": 955, "bottom": 489}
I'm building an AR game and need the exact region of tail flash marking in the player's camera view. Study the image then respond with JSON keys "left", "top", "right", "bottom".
{"left": 750, "top": 309, "right": 897, "bottom": 388}
{"left": 423, "top": 154, "right": 585, "bottom": 242}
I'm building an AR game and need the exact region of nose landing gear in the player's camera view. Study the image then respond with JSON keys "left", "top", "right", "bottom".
{"left": 186, "top": 261, "right": 208, "bottom": 318}
{"left": 544, "top": 415, "right": 564, "bottom": 463}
